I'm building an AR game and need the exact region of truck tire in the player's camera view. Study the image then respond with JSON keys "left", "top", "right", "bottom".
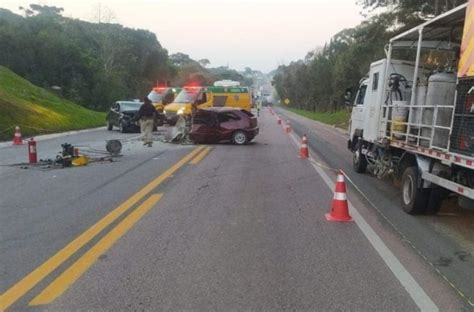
{"left": 353, "top": 142, "right": 367, "bottom": 173}
{"left": 425, "top": 187, "right": 448, "bottom": 215}
{"left": 401, "top": 166, "right": 429, "bottom": 214}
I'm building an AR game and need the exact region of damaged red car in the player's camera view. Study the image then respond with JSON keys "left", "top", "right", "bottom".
{"left": 189, "top": 108, "right": 259, "bottom": 144}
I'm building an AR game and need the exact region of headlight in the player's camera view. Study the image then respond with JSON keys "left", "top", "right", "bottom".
{"left": 163, "top": 110, "right": 167, "bottom": 115}
{"left": 177, "top": 108, "right": 184, "bottom": 115}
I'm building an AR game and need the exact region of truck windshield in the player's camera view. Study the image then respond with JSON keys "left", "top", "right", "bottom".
{"left": 174, "top": 88, "right": 200, "bottom": 103}
{"left": 147, "top": 90, "right": 164, "bottom": 103}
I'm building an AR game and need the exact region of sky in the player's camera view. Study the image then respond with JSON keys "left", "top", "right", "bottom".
{"left": 0, "top": 0, "right": 363, "bottom": 72}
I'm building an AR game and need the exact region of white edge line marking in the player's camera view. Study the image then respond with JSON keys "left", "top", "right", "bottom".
{"left": 287, "top": 131, "right": 438, "bottom": 312}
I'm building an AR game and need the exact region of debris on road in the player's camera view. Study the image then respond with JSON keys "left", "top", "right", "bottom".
{"left": 105, "top": 140, "right": 122, "bottom": 155}
{"left": 8, "top": 141, "right": 119, "bottom": 170}
{"left": 163, "top": 116, "right": 194, "bottom": 144}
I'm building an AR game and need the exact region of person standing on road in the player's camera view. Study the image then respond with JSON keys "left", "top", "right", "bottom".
{"left": 136, "top": 96, "right": 156, "bottom": 147}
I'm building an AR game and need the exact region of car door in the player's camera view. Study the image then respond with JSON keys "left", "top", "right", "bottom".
{"left": 350, "top": 81, "right": 368, "bottom": 140}
{"left": 190, "top": 111, "right": 219, "bottom": 143}
{"left": 217, "top": 112, "right": 241, "bottom": 141}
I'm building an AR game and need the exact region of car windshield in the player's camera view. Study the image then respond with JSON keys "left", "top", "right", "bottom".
{"left": 120, "top": 102, "right": 142, "bottom": 111}
{"left": 174, "top": 88, "right": 200, "bottom": 103}
{"left": 147, "top": 90, "right": 164, "bottom": 103}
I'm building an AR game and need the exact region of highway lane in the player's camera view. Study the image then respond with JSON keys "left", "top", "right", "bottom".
{"left": 275, "top": 107, "right": 474, "bottom": 309}
{"left": 0, "top": 129, "right": 199, "bottom": 310}
{"left": 4, "top": 111, "right": 451, "bottom": 310}
{"left": 0, "top": 110, "right": 469, "bottom": 310}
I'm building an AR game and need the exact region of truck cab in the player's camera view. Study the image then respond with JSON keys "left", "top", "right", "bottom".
{"left": 147, "top": 87, "right": 181, "bottom": 113}
{"left": 164, "top": 86, "right": 212, "bottom": 125}
{"left": 163, "top": 86, "right": 252, "bottom": 125}
{"left": 147, "top": 87, "right": 181, "bottom": 126}
{"left": 348, "top": 59, "right": 429, "bottom": 150}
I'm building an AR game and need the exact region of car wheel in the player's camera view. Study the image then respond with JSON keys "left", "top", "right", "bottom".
{"left": 353, "top": 141, "right": 367, "bottom": 173}
{"left": 119, "top": 120, "right": 127, "bottom": 133}
{"left": 107, "top": 120, "right": 113, "bottom": 131}
{"left": 232, "top": 130, "right": 248, "bottom": 145}
{"left": 401, "top": 166, "right": 429, "bottom": 215}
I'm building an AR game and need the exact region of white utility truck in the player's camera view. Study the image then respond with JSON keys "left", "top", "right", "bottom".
{"left": 347, "top": 2, "right": 474, "bottom": 214}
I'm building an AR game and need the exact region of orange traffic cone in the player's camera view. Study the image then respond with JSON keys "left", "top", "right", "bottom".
{"left": 12, "top": 126, "right": 23, "bottom": 145}
{"left": 286, "top": 120, "right": 291, "bottom": 133}
{"left": 326, "top": 171, "right": 352, "bottom": 222}
{"left": 300, "top": 134, "right": 309, "bottom": 158}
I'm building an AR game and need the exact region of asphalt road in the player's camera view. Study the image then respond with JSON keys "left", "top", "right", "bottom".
{"left": 0, "top": 111, "right": 471, "bottom": 311}
{"left": 275, "top": 107, "right": 474, "bottom": 310}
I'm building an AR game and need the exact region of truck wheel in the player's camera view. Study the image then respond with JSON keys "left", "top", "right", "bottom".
{"left": 401, "top": 166, "right": 429, "bottom": 214}
{"left": 425, "top": 187, "right": 448, "bottom": 215}
{"left": 107, "top": 120, "right": 113, "bottom": 131}
{"left": 353, "top": 142, "right": 368, "bottom": 173}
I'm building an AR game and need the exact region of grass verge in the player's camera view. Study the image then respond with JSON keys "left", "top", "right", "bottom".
{"left": 283, "top": 107, "right": 350, "bottom": 129}
{"left": 0, "top": 66, "right": 105, "bottom": 141}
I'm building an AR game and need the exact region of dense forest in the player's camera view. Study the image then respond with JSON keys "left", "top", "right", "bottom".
{"left": 272, "top": 0, "right": 467, "bottom": 112}
{"left": 0, "top": 5, "right": 253, "bottom": 111}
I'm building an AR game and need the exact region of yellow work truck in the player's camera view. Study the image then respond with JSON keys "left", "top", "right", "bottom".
{"left": 164, "top": 86, "right": 252, "bottom": 125}
{"left": 147, "top": 87, "right": 181, "bottom": 126}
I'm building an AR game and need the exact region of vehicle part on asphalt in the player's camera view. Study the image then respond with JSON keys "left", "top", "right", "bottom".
{"left": 163, "top": 116, "right": 193, "bottom": 144}
{"left": 106, "top": 140, "right": 122, "bottom": 155}
{"left": 72, "top": 155, "right": 89, "bottom": 166}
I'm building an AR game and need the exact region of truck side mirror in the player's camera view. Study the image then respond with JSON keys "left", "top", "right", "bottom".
{"left": 344, "top": 88, "right": 353, "bottom": 106}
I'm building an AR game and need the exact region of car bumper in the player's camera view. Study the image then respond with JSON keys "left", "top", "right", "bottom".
{"left": 123, "top": 119, "right": 140, "bottom": 130}
{"left": 246, "top": 127, "right": 259, "bottom": 140}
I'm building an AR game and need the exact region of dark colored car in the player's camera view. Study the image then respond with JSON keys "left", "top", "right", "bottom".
{"left": 189, "top": 107, "right": 259, "bottom": 144}
{"left": 106, "top": 101, "right": 142, "bottom": 133}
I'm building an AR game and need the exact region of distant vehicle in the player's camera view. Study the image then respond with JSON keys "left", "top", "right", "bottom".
{"left": 213, "top": 80, "right": 240, "bottom": 87}
{"left": 164, "top": 86, "right": 252, "bottom": 125}
{"left": 147, "top": 87, "right": 181, "bottom": 126}
{"left": 189, "top": 107, "right": 259, "bottom": 145}
{"left": 106, "top": 100, "right": 142, "bottom": 133}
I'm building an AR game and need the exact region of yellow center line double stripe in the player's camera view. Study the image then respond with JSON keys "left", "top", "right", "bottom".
{"left": 190, "top": 146, "right": 212, "bottom": 165}
{"left": 30, "top": 194, "right": 162, "bottom": 305}
{"left": 0, "top": 146, "right": 204, "bottom": 311}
